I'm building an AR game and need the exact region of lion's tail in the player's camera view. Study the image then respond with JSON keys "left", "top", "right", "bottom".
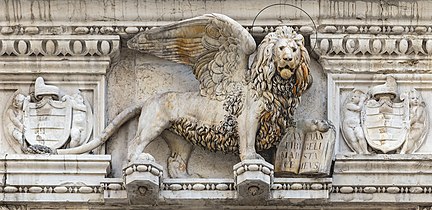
{"left": 56, "top": 103, "right": 143, "bottom": 154}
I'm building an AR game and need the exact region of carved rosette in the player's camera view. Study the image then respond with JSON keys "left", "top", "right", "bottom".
{"left": 340, "top": 76, "right": 429, "bottom": 154}
{"left": 2, "top": 77, "right": 94, "bottom": 154}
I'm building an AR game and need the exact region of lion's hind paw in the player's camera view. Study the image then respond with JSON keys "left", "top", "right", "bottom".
{"left": 128, "top": 153, "right": 155, "bottom": 163}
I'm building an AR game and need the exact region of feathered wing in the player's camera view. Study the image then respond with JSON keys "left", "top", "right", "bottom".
{"left": 127, "top": 13, "right": 256, "bottom": 100}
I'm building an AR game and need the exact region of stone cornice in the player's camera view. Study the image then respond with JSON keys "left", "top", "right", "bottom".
{"left": 0, "top": 35, "right": 120, "bottom": 74}
{"left": 0, "top": 35, "right": 119, "bottom": 57}
{"left": 1, "top": 0, "right": 432, "bottom": 39}
{"left": 0, "top": 0, "right": 430, "bottom": 26}
{"left": 0, "top": 25, "right": 315, "bottom": 39}
{"left": 311, "top": 33, "right": 432, "bottom": 73}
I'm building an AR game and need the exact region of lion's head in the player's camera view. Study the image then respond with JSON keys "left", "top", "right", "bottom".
{"left": 250, "top": 26, "right": 311, "bottom": 97}
{"left": 249, "top": 26, "right": 313, "bottom": 150}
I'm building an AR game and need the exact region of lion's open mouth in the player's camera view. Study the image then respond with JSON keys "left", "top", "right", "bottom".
{"left": 278, "top": 66, "right": 294, "bottom": 79}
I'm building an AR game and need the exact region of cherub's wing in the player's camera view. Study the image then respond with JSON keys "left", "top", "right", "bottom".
{"left": 127, "top": 13, "right": 256, "bottom": 100}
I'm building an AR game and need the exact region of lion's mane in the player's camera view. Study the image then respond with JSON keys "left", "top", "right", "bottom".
{"left": 169, "top": 27, "right": 311, "bottom": 153}
{"left": 249, "top": 26, "right": 311, "bottom": 150}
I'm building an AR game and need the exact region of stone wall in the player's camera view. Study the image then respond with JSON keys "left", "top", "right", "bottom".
{"left": 0, "top": 0, "right": 431, "bottom": 209}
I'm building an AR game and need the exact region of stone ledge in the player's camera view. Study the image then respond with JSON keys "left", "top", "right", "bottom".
{"left": 330, "top": 154, "right": 432, "bottom": 203}
{"left": 331, "top": 188, "right": 432, "bottom": 204}
{"left": 0, "top": 57, "right": 112, "bottom": 75}
{"left": 334, "top": 154, "right": 432, "bottom": 176}
{"left": 0, "top": 154, "right": 111, "bottom": 186}
{"left": 101, "top": 178, "right": 127, "bottom": 204}
{"left": 0, "top": 154, "right": 110, "bottom": 203}
{"left": 161, "top": 178, "right": 236, "bottom": 201}
{"left": 271, "top": 177, "right": 332, "bottom": 201}
{"left": 0, "top": 193, "right": 104, "bottom": 203}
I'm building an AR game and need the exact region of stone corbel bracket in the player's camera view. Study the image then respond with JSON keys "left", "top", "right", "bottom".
{"left": 0, "top": 35, "right": 120, "bottom": 74}
{"left": 116, "top": 160, "right": 332, "bottom": 205}
{"left": 123, "top": 161, "right": 164, "bottom": 205}
{"left": 233, "top": 160, "right": 274, "bottom": 204}
{"left": 311, "top": 33, "right": 432, "bottom": 73}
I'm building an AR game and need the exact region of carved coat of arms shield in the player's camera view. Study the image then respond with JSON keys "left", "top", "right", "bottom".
{"left": 361, "top": 99, "right": 409, "bottom": 153}
{"left": 23, "top": 97, "right": 72, "bottom": 149}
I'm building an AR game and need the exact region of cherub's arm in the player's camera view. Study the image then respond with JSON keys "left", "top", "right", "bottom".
{"left": 411, "top": 105, "right": 426, "bottom": 125}
{"left": 7, "top": 108, "right": 24, "bottom": 131}
{"left": 345, "top": 103, "right": 361, "bottom": 112}
{"left": 345, "top": 94, "right": 366, "bottom": 112}
{"left": 358, "top": 94, "right": 367, "bottom": 106}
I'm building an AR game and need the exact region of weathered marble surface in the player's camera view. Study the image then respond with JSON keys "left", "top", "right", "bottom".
{"left": 332, "top": 154, "right": 432, "bottom": 204}
{"left": 0, "top": 0, "right": 430, "bottom": 27}
{"left": 106, "top": 50, "right": 242, "bottom": 178}
{"left": 105, "top": 46, "right": 326, "bottom": 179}
{"left": 2, "top": 0, "right": 432, "bottom": 209}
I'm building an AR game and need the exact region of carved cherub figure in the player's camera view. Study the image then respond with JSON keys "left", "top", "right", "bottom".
{"left": 63, "top": 93, "right": 88, "bottom": 148}
{"left": 6, "top": 93, "right": 29, "bottom": 146}
{"left": 400, "top": 90, "right": 427, "bottom": 154}
{"left": 341, "top": 90, "right": 369, "bottom": 154}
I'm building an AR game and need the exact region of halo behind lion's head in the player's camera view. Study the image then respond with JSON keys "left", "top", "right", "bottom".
{"left": 250, "top": 26, "right": 311, "bottom": 97}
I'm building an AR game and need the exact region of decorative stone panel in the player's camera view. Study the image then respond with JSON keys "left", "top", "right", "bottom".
{"left": 0, "top": 35, "right": 120, "bottom": 154}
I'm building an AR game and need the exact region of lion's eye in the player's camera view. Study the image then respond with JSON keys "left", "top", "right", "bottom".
{"left": 279, "top": 46, "right": 284, "bottom": 51}
{"left": 292, "top": 48, "right": 297, "bottom": 52}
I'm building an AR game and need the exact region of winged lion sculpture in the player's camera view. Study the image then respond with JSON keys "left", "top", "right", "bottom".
{"left": 58, "top": 14, "right": 312, "bottom": 178}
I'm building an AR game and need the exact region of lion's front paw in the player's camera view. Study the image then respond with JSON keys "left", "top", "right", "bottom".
{"left": 128, "top": 153, "right": 155, "bottom": 163}
{"left": 242, "top": 153, "right": 265, "bottom": 161}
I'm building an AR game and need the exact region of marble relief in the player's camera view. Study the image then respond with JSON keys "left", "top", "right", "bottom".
{"left": 341, "top": 76, "right": 428, "bottom": 154}
{"left": 274, "top": 119, "right": 335, "bottom": 176}
{"left": 2, "top": 0, "right": 432, "bottom": 207}
{"left": 57, "top": 14, "right": 313, "bottom": 179}
{"left": 2, "top": 77, "right": 94, "bottom": 154}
